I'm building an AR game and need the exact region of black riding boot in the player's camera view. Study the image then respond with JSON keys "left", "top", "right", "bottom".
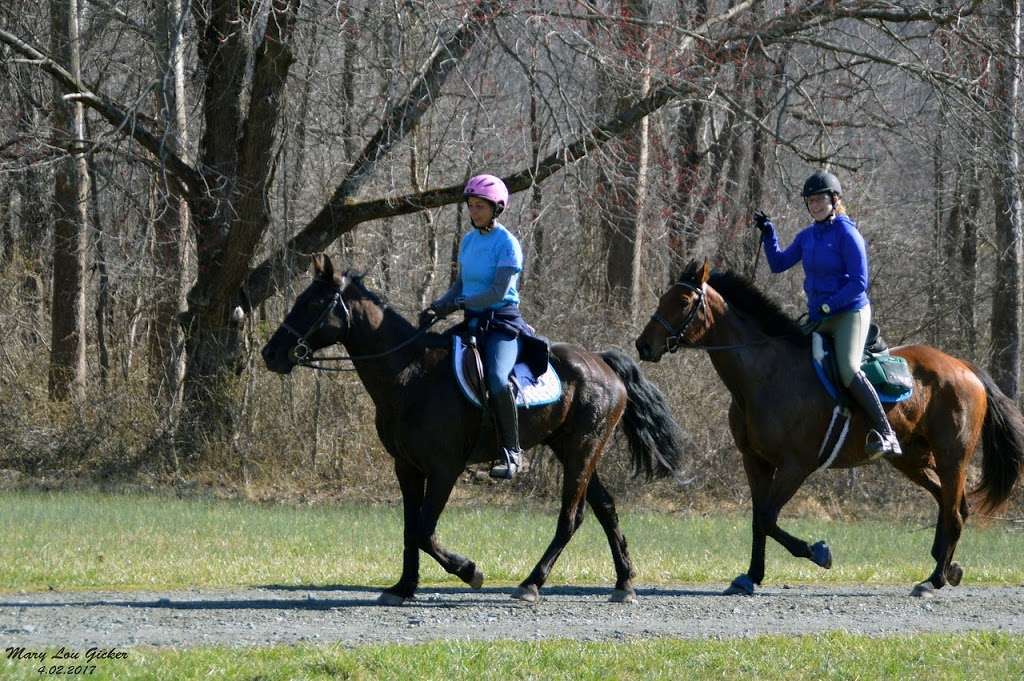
{"left": 847, "top": 370, "right": 902, "bottom": 457}
{"left": 488, "top": 385, "right": 523, "bottom": 479}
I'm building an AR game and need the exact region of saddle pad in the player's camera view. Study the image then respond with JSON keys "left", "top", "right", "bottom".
{"left": 812, "top": 333, "right": 912, "bottom": 404}
{"left": 452, "top": 336, "right": 562, "bottom": 409}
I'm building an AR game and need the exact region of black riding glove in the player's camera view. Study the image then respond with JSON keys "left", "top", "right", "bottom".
{"left": 418, "top": 308, "right": 439, "bottom": 328}
{"left": 753, "top": 210, "right": 774, "bottom": 237}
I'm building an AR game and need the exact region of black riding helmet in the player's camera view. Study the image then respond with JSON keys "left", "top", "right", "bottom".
{"left": 802, "top": 170, "right": 842, "bottom": 198}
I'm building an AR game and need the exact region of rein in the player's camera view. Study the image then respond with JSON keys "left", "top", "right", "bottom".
{"left": 281, "top": 290, "right": 432, "bottom": 372}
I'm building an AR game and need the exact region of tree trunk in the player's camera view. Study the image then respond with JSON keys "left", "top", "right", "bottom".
{"left": 959, "top": 157, "right": 981, "bottom": 358}
{"left": 147, "top": 0, "right": 191, "bottom": 406}
{"left": 988, "top": 0, "right": 1023, "bottom": 400}
{"left": 86, "top": 146, "right": 111, "bottom": 388}
{"left": 48, "top": 0, "right": 90, "bottom": 402}
{"left": 178, "top": 0, "right": 300, "bottom": 453}
{"left": 667, "top": 0, "right": 709, "bottom": 279}
{"left": 526, "top": 80, "right": 544, "bottom": 311}
{"left": 599, "top": 0, "right": 651, "bottom": 314}
{"left": 0, "top": 182, "right": 12, "bottom": 269}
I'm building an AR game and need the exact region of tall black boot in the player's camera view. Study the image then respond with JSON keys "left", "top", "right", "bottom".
{"left": 847, "top": 370, "right": 902, "bottom": 457}
{"left": 488, "top": 385, "right": 523, "bottom": 479}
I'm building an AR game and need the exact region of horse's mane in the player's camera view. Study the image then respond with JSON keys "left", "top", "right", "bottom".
{"left": 343, "top": 273, "right": 418, "bottom": 334}
{"left": 679, "top": 265, "right": 809, "bottom": 347}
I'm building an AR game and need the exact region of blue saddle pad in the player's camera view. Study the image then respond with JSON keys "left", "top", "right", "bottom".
{"left": 811, "top": 333, "right": 912, "bottom": 404}
{"left": 452, "top": 336, "right": 563, "bottom": 409}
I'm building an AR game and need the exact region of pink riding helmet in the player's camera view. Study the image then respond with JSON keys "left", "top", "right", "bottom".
{"left": 463, "top": 174, "right": 509, "bottom": 216}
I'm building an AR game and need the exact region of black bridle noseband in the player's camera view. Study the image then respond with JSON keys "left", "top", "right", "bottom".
{"left": 649, "top": 281, "right": 706, "bottom": 353}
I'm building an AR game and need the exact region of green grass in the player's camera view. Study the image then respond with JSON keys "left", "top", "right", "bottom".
{"left": 1, "top": 491, "right": 1023, "bottom": 592}
{"left": 2, "top": 633, "right": 1022, "bottom": 680}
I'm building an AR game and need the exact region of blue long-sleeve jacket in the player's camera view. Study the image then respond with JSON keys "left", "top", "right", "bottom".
{"left": 761, "top": 214, "right": 869, "bottom": 322}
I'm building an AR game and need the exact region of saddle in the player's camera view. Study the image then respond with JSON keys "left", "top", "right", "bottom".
{"left": 811, "top": 323, "right": 913, "bottom": 405}
{"left": 808, "top": 324, "right": 912, "bottom": 471}
{"left": 452, "top": 335, "right": 562, "bottom": 409}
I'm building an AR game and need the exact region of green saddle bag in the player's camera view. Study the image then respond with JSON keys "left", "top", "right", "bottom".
{"left": 861, "top": 352, "right": 913, "bottom": 399}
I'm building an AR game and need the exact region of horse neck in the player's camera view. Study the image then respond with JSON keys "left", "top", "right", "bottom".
{"left": 342, "top": 299, "right": 422, "bottom": 409}
{"left": 701, "top": 291, "right": 799, "bottom": 397}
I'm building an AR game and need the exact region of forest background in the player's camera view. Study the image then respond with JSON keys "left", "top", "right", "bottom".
{"left": 0, "top": 0, "right": 1021, "bottom": 516}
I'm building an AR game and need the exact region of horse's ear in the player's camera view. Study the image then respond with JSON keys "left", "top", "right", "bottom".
{"left": 699, "top": 258, "right": 711, "bottom": 285}
{"left": 679, "top": 259, "right": 697, "bottom": 282}
{"left": 312, "top": 253, "right": 336, "bottom": 282}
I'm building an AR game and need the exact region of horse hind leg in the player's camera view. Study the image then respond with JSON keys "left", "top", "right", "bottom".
{"left": 895, "top": 449, "right": 968, "bottom": 597}
{"left": 514, "top": 432, "right": 606, "bottom": 603}
{"left": 586, "top": 471, "right": 638, "bottom": 603}
{"left": 917, "top": 463, "right": 968, "bottom": 597}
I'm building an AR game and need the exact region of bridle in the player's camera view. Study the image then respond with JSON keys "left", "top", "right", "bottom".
{"left": 280, "top": 288, "right": 351, "bottom": 366}
{"left": 279, "top": 286, "right": 430, "bottom": 372}
{"left": 648, "top": 279, "right": 801, "bottom": 354}
{"left": 649, "top": 281, "right": 706, "bottom": 354}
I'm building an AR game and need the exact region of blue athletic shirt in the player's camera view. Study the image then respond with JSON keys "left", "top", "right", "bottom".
{"left": 761, "top": 213, "right": 869, "bottom": 322}
{"left": 458, "top": 223, "right": 523, "bottom": 311}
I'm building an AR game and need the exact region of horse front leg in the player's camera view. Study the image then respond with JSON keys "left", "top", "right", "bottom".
{"left": 728, "top": 454, "right": 824, "bottom": 595}
{"left": 379, "top": 459, "right": 426, "bottom": 605}
{"left": 726, "top": 449, "right": 771, "bottom": 595}
{"left": 415, "top": 467, "right": 485, "bottom": 591}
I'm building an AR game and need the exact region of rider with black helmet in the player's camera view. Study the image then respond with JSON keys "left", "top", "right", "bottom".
{"left": 753, "top": 170, "right": 901, "bottom": 458}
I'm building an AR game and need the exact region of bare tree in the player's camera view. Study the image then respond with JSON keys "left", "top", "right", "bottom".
{"left": 595, "top": 0, "right": 651, "bottom": 313}
{"left": 989, "top": 0, "right": 1023, "bottom": 399}
{"left": 146, "top": 0, "right": 191, "bottom": 406}
{"left": 47, "top": 0, "right": 90, "bottom": 401}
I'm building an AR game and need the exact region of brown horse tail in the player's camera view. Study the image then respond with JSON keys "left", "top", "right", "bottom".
{"left": 600, "top": 349, "right": 692, "bottom": 479}
{"left": 968, "top": 364, "right": 1024, "bottom": 515}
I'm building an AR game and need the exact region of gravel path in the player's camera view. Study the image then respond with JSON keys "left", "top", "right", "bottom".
{"left": 2, "top": 584, "right": 1023, "bottom": 649}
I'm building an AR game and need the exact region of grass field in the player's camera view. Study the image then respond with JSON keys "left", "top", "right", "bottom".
{"left": 1, "top": 491, "right": 1023, "bottom": 591}
{"left": 1, "top": 632, "right": 1022, "bottom": 680}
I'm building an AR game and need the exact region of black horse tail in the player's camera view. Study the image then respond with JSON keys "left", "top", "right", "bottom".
{"left": 968, "top": 364, "right": 1024, "bottom": 515}
{"left": 600, "top": 349, "right": 691, "bottom": 479}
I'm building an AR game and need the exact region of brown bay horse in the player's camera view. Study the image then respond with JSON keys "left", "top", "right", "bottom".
{"left": 635, "top": 260, "right": 1024, "bottom": 597}
{"left": 262, "top": 254, "right": 689, "bottom": 604}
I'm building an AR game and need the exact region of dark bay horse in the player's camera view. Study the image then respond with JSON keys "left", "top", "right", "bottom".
{"left": 262, "top": 254, "right": 689, "bottom": 604}
{"left": 635, "top": 260, "right": 1024, "bottom": 597}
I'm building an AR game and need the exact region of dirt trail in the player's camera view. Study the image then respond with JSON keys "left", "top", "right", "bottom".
{"left": 2, "top": 584, "right": 1022, "bottom": 649}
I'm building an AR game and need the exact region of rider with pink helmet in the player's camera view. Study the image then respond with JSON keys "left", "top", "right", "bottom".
{"left": 419, "top": 174, "right": 531, "bottom": 479}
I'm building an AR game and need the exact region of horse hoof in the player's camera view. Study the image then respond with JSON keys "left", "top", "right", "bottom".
{"left": 377, "top": 591, "right": 412, "bottom": 606}
{"left": 946, "top": 562, "right": 963, "bottom": 587}
{"left": 609, "top": 589, "right": 637, "bottom": 604}
{"left": 810, "top": 540, "right": 833, "bottom": 569}
{"left": 512, "top": 585, "right": 540, "bottom": 603}
{"left": 910, "top": 582, "right": 935, "bottom": 598}
{"left": 469, "top": 569, "right": 484, "bottom": 590}
{"left": 723, "top": 574, "right": 755, "bottom": 596}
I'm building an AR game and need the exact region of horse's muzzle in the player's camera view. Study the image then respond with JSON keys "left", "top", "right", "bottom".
{"left": 261, "top": 342, "right": 296, "bottom": 374}
{"left": 635, "top": 338, "right": 662, "bottom": 363}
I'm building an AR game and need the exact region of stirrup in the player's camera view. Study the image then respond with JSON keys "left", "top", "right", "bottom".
{"left": 489, "top": 448, "right": 522, "bottom": 480}
{"left": 866, "top": 430, "right": 902, "bottom": 458}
